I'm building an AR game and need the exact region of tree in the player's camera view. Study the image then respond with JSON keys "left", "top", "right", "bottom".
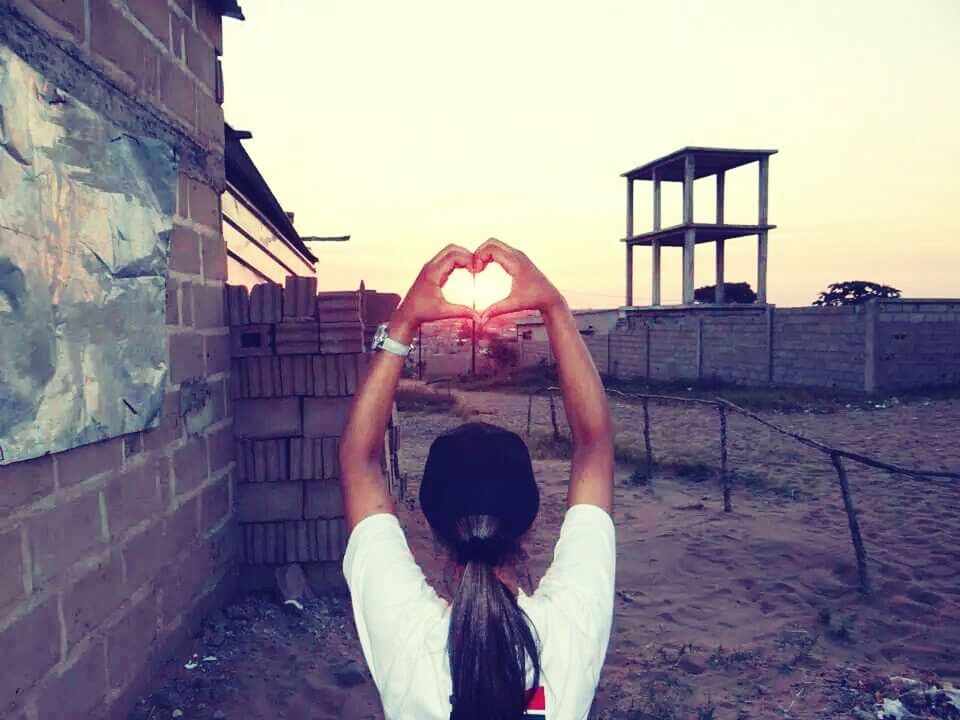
{"left": 813, "top": 281, "right": 901, "bottom": 307}
{"left": 693, "top": 282, "right": 757, "bottom": 304}
{"left": 486, "top": 337, "right": 519, "bottom": 371}
{"left": 455, "top": 319, "right": 473, "bottom": 345}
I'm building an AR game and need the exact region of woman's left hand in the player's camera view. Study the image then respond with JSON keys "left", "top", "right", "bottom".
{"left": 392, "top": 245, "right": 479, "bottom": 338}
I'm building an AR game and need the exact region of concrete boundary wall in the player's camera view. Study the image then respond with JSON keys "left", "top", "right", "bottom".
{"left": 523, "top": 300, "right": 960, "bottom": 393}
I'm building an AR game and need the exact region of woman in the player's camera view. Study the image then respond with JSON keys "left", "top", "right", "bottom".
{"left": 339, "top": 238, "right": 615, "bottom": 720}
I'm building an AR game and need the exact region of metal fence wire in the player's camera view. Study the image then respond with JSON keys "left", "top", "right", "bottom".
{"left": 526, "top": 386, "right": 960, "bottom": 596}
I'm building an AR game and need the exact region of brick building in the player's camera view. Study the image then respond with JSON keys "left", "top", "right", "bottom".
{"left": 0, "top": 2, "right": 398, "bottom": 718}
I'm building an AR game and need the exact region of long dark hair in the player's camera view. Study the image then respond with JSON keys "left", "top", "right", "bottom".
{"left": 447, "top": 514, "right": 541, "bottom": 720}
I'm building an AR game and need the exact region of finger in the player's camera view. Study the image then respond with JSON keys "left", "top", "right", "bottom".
{"left": 474, "top": 238, "right": 519, "bottom": 274}
{"left": 437, "top": 302, "right": 480, "bottom": 323}
{"left": 479, "top": 296, "right": 524, "bottom": 324}
{"left": 432, "top": 246, "right": 475, "bottom": 285}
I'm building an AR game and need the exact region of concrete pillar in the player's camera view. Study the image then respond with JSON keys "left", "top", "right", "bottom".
{"left": 715, "top": 241, "right": 725, "bottom": 304}
{"left": 682, "top": 156, "right": 695, "bottom": 303}
{"left": 652, "top": 169, "right": 662, "bottom": 306}
{"left": 653, "top": 171, "right": 662, "bottom": 231}
{"left": 652, "top": 243, "right": 661, "bottom": 306}
{"left": 626, "top": 178, "right": 634, "bottom": 306}
{"left": 716, "top": 170, "right": 725, "bottom": 224}
{"left": 683, "top": 228, "right": 695, "bottom": 304}
{"left": 715, "top": 168, "right": 725, "bottom": 303}
{"left": 758, "top": 156, "right": 769, "bottom": 303}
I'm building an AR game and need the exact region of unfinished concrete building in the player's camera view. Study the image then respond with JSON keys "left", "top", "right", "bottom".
{"left": 622, "top": 146, "right": 777, "bottom": 306}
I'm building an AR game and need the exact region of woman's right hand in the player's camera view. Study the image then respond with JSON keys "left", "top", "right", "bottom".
{"left": 390, "top": 244, "right": 479, "bottom": 342}
{"left": 472, "top": 238, "right": 565, "bottom": 324}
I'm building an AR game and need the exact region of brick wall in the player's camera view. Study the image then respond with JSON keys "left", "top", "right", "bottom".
{"left": 771, "top": 306, "right": 866, "bottom": 390}
{"left": 571, "top": 301, "right": 959, "bottom": 393}
{"left": 0, "top": 1, "right": 231, "bottom": 717}
{"left": 226, "top": 280, "right": 401, "bottom": 594}
{"left": 874, "top": 300, "right": 960, "bottom": 390}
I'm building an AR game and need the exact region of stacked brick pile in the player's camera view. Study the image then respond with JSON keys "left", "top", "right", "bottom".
{"left": 225, "top": 276, "right": 399, "bottom": 593}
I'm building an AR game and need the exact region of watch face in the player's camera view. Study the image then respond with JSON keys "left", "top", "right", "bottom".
{"left": 372, "top": 323, "right": 388, "bottom": 350}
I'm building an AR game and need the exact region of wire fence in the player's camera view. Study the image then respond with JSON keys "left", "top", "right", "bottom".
{"left": 526, "top": 386, "right": 960, "bottom": 596}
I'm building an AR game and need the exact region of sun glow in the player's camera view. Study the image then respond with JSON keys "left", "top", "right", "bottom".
{"left": 442, "top": 263, "right": 512, "bottom": 313}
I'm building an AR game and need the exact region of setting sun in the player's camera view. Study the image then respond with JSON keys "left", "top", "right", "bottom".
{"left": 442, "top": 263, "right": 512, "bottom": 313}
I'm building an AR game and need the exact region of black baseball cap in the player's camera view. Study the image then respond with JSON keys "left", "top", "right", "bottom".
{"left": 419, "top": 422, "right": 539, "bottom": 545}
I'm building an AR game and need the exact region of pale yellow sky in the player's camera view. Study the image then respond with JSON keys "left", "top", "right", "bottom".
{"left": 223, "top": 1, "right": 959, "bottom": 309}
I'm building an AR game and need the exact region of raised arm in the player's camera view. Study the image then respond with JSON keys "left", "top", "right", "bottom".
{"left": 475, "top": 239, "right": 614, "bottom": 512}
{"left": 339, "top": 245, "right": 478, "bottom": 531}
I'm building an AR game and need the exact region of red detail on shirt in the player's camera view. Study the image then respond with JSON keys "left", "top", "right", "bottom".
{"left": 525, "top": 686, "right": 546, "bottom": 714}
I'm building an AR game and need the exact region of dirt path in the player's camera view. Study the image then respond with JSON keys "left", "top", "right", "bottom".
{"left": 132, "top": 390, "right": 960, "bottom": 720}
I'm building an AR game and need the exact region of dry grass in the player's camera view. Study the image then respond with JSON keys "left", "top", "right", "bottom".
{"left": 395, "top": 382, "right": 458, "bottom": 413}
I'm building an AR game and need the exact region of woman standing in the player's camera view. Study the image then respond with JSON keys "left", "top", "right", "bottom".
{"left": 339, "top": 238, "right": 615, "bottom": 719}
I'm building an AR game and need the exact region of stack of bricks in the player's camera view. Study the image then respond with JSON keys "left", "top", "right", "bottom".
{"left": 226, "top": 276, "right": 400, "bottom": 592}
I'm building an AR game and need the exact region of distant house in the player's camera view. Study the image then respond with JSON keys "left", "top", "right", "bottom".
{"left": 516, "top": 308, "right": 620, "bottom": 366}
{"left": 222, "top": 124, "right": 317, "bottom": 286}
{"left": 516, "top": 308, "right": 620, "bottom": 342}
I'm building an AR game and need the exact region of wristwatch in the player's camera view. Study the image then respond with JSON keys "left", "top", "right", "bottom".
{"left": 371, "top": 323, "right": 412, "bottom": 357}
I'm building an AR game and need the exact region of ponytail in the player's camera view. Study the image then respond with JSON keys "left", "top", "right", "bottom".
{"left": 448, "top": 515, "right": 541, "bottom": 720}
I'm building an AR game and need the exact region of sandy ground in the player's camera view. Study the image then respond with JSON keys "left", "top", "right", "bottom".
{"left": 132, "top": 389, "right": 960, "bottom": 720}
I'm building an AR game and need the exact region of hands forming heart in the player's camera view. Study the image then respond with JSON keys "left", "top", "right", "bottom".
{"left": 393, "top": 238, "right": 564, "bottom": 331}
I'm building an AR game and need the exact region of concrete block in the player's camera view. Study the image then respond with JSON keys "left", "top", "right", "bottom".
{"left": 106, "top": 591, "right": 159, "bottom": 691}
{"left": 304, "top": 480, "right": 343, "bottom": 520}
{"left": 169, "top": 332, "right": 205, "bottom": 383}
{"left": 105, "top": 456, "right": 164, "bottom": 536}
{"left": 249, "top": 283, "right": 283, "bottom": 324}
{"left": 237, "top": 481, "right": 303, "bottom": 523}
{"left": 284, "top": 276, "right": 318, "bottom": 319}
{"left": 225, "top": 285, "right": 250, "bottom": 326}
{"left": 234, "top": 398, "right": 302, "bottom": 439}
{"left": 327, "top": 517, "right": 347, "bottom": 561}
{"left": 62, "top": 552, "right": 124, "bottom": 644}
{"left": 281, "top": 520, "right": 324, "bottom": 563}
{"left": 37, "top": 639, "right": 107, "bottom": 720}
{"left": 322, "top": 437, "right": 340, "bottom": 480}
{"left": 55, "top": 437, "right": 123, "bottom": 487}
{"left": 276, "top": 321, "right": 320, "bottom": 355}
{"left": 249, "top": 439, "right": 287, "bottom": 482}
{"left": 0, "top": 598, "right": 60, "bottom": 709}
{"left": 290, "top": 437, "right": 323, "bottom": 481}
{"left": 230, "top": 324, "right": 273, "bottom": 357}
{"left": 29, "top": 490, "right": 105, "bottom": 586}
{"left": 303, "top": 397, "right": 351, "bottom": 437}
{"left": 0, "top": 527, "right": 25, "bottom": 611}
{"left": 201, "top": 474, "right": 231, "bottom": 531}
{"left": 172, "top": 437, "right": 207, "bottom": 497}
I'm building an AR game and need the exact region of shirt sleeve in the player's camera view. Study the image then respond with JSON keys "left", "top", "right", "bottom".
{"left": 531, "top": 503, "right": 616, "bottom": 671}
{"left": 342, "top": 513, "right": 447, "bottom": 692}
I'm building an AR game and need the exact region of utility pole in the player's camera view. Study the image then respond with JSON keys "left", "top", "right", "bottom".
{"left": 471, "top": 272, "right": 477, "bottom": 376}
{"left": 418, "top": 325, "right": 423, "bottom": 380}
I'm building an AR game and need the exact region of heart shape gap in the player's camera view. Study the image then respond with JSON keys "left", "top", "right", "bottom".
{"left": 442, "top": 262, "right": 512, "bottom": 313}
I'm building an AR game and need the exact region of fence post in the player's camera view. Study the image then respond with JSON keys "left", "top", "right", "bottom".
{"left": 526, "top": 392, "right": 533, "bottom": 437}
{"left": 719, "top": 405, "right": 731, "bottom": 512}
{"left": 642, "top": 398, "right": 653, "bottom": 480}
{"left": 548, "top": 391, "right": 561, "bottom": 440}
{"left": 830, "top": 452, "right": 871, "bottom": 595}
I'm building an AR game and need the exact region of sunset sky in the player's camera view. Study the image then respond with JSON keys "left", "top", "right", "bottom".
{"left": 222, "top": 1, "right": 959, "bottom": 310}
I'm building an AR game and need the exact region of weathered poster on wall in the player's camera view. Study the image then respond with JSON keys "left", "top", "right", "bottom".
{"left": 0, "top": 46, "right": 176, "bottom": 465}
